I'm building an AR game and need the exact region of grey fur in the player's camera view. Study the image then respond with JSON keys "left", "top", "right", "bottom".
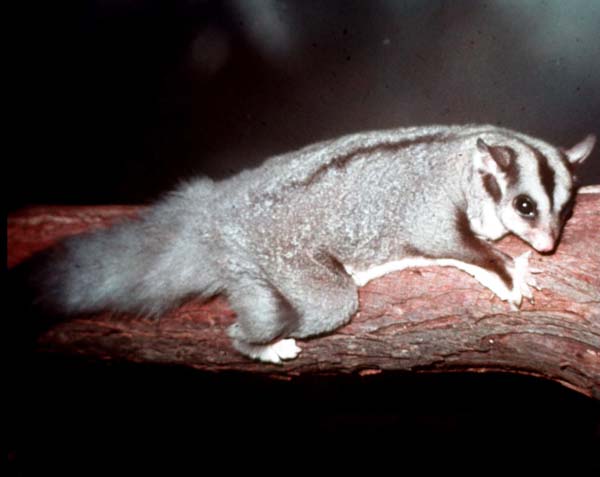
{"left": 35, "top": 124, "right": 595, "bottom": 360}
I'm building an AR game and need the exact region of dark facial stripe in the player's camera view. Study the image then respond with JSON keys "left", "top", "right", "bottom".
{"left": 559, "top": 193, "right": 576, "bottom": 224}
{"left": 481, "top": 173, "right": 501, "bottom": 203}
{"left": 501, "top": 147, "right": 520, "bottom": 186}
{"left": 529, "top": 145, "right": 556, "bottom": 211}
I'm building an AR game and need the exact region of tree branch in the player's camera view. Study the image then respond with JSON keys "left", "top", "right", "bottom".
{"left": 8, "top": 188, "right": 600, "bottom": 398}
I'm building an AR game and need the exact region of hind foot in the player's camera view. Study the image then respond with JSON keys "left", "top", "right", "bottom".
{"left": 232, "top": 338, "right": 302, "bottom": 364}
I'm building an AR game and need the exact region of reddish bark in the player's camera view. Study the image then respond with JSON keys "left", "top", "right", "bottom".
{"left": 7, "top": 189, "right": 600, "bottom": 398}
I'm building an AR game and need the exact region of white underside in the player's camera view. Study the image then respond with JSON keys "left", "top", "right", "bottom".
{"left": 344, "top": 256, "right": 503, "bottom": 288}
{"left": 344, "top": 252, "right": 539, "bottom": 308}
{"left": 235, "top": 254, "right": 540, "bottom": 364}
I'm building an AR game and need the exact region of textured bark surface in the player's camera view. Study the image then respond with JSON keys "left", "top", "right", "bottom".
{"left": 7, "top": 188, "right": 600, "bottom": 398}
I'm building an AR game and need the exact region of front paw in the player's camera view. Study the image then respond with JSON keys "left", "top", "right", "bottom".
{"left": 508, "top": 251, "right": 542, "bottom": 309}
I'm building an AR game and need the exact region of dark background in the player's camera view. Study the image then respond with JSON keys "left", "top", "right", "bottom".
{"left": 10, "top": 0, "right": 600, "bottom": 211}
{"left": 9, "top": 0, "right": 600, "bottom": 470}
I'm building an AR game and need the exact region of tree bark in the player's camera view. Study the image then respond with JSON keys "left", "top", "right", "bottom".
{"left": 7, "top": 188, "right": 600, "bottom": 399}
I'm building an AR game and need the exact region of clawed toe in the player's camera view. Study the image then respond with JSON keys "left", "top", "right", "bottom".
{"left": 510, "top": 251, "right": 543, "bottom": 308}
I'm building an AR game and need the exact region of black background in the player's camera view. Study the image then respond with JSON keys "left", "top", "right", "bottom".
{"left": 10, "top": 0, "right": 600, "bottom": 210}
{"left": 9, "top": 1, "right": 600, "bottom": 470}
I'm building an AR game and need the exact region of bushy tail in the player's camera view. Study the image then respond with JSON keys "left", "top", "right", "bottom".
{"left": 27, "top": 181, "right": 222, "bottom": 318}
